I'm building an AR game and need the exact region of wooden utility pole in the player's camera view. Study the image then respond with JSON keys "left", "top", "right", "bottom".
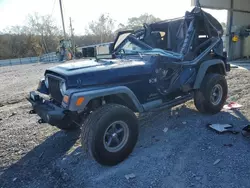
{"left": 59, "top": 0, "right": 66, "bottom": 39}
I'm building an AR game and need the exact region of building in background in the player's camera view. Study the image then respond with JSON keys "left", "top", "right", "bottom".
{"left": 191, "top": 0, "right": 250, "bottom": 60}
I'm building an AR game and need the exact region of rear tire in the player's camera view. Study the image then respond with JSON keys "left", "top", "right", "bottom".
{"left": 81, "top": 104, "right": 138, "bottom": 166}
{"left": 194, "top": 73, "right": 228, "bottom": 114}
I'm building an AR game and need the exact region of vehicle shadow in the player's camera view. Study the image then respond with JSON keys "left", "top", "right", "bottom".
{"left": 1, "top": 106, "right": 249, "bottom": 188}
{"left": 0, "top": 129, "right": 80, "bottom": 188}
{"left": 47, "top": 106, "right": 250, "bottom": 187}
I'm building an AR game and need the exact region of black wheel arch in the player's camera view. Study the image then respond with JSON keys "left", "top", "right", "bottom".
{"left": 193, "top": 59, "right": 226, "bottom": 89}
{"left": 86, "top": 93, "right": 141, "bottom": 113}
{"left": 104, "top": 94, "right": 139, "bottom": 112}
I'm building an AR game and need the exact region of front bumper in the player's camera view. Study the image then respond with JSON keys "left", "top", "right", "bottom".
{"left": 27, "top": 91, "right": 65, "bottom": 126}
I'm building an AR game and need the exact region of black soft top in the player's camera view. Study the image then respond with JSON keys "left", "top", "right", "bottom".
{"left": 149, "top": 7, "right": 223, "bottom": 37}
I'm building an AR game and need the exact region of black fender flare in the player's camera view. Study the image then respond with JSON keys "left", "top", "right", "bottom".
{"left": 193, "top": 59, "right": 226, "bottom": 89}
{"left": 65, "top": 86, "right": 144, "bottom": 112}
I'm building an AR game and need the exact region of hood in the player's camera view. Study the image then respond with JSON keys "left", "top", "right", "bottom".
{"left": 46, "top": 58, "right": 154, "bottom": 88}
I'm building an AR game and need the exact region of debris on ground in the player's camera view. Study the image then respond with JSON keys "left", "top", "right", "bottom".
{"left": 163, "top": 128, "right": 169, "bottom": 133}
{"left": 242, "top": 125, "right": 250, "bottom": 132}
{"left": 208, "top": 124, "right": 239, "bottom": 134}
{"left": 242, "top": 125, "right": 250, "bottom": 137}
{"left": 125, "top": 173, "right": 136, "bottom": 180}
{"left": 227, "top": 95, "right": 239, "bottom": 102}
{"left": 9, "top": 112, "right": 17, "bottom": 117}
{"left": 223, "top": 102, "right": 243, "bottom": 110}
{"left": 213, "top": 159, "right": 221, "bottom": 165}
{"left": 182, "top": 121, "right": 187, "bottom": 125}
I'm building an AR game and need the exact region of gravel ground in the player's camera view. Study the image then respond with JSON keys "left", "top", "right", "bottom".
{"left": 1, "top": 62, "right": 250, "bottom": 188}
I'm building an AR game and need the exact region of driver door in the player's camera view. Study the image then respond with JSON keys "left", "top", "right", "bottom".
{"left": 153, "top": 60, "right": 184, "bottom": 96}
{"left": 152, "top": 59, "right": 196, "bottom": 97}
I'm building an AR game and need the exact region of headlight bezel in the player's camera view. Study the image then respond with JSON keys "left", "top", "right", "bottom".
{"left": 59, "top": 81, "right": 67, "bottom": 95}
{"left": 44, "top": 76, "right": 49, "bottom": 88}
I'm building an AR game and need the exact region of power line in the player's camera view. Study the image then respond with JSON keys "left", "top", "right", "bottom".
{"left": 43, "top": 0, "right": 56, "bottom": 24}
{"left": 50, "top": 0, "right": 57, "bottom": 17}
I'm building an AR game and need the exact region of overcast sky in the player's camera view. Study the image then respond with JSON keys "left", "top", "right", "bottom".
{"left": 0, "top": 0, "right": 228, "bottom": 35}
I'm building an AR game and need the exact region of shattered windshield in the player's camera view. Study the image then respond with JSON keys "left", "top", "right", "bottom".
{"left": 117, "top": 35, "right": 182, "bottom": 59}
{"left": 117, "top": 35, "right": 151, "bottom": 54}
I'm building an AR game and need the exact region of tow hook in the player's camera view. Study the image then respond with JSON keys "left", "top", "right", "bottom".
{"left": 29, "top": 109, "right": 36, "bottom": 114}
{"left": 38, "top": 119, "right": 45, "bottom": 124}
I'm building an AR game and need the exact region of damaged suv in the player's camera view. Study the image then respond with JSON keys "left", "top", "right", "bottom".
{"left": 28, "top": 6, "right": 230, "bottom": 165}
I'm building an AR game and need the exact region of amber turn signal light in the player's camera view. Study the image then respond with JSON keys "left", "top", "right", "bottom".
{"left": 76, "top": 97, "right": 84, "bottom": 106}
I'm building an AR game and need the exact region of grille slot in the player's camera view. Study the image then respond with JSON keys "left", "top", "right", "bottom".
{"left": 48, "top": 76, "right": 63, "bottom": 103}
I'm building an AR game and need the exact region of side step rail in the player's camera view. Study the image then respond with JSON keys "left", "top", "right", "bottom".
{"left": 148, "top": 94, "right": 193, "bottom": 112}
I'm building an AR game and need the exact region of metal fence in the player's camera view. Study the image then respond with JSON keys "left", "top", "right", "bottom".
{"left": 40, "top": 52, "right": 59, "bottom": 62}
{"left": 0, "top": 57, "right": 39, "bottom": 67}
{"left": 0, "top": 52, "right": 59, "bottom": 67}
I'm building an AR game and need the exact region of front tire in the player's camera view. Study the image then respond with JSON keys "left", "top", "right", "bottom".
{"left": 81, "top": 104, "right": 139, "bottom": 166}
{"left": 194, "top": 73, "right": 228, "bottom": 114}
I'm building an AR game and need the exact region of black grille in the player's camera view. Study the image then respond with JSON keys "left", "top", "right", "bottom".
{"left": 48, "top": 76, "right": 63, "bottom": 103}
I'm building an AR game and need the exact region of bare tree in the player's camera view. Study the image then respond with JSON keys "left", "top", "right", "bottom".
{"left": 0, "top": 13, "right": 61, "bottom": 59}
{"left": 0, "top": 12, "right": 163, "bottom": 59}
{"left": 27, "top": 13, "right": 60, "bottom": 54}
{"left": 118, "top": 13, "right": 161, "bottom": 31}
{"left": 86, "top": 14, "right": 115, "bottom": 43}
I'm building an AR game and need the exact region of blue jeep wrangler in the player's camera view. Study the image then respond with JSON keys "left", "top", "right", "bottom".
{"left": 28, "top": 7, "right": 230, "bottom": 165}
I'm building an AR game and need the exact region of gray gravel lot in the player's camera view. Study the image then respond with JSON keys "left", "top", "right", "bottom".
{"left": 0, "top": 62, "right": 250, "bottom": 188}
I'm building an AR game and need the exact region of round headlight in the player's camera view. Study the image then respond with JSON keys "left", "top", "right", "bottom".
{"left": 45, "top": 76, "right": 49, "bottom": 88}
{"left": 59, "top": 81, "right": 67, "bottom": 95}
